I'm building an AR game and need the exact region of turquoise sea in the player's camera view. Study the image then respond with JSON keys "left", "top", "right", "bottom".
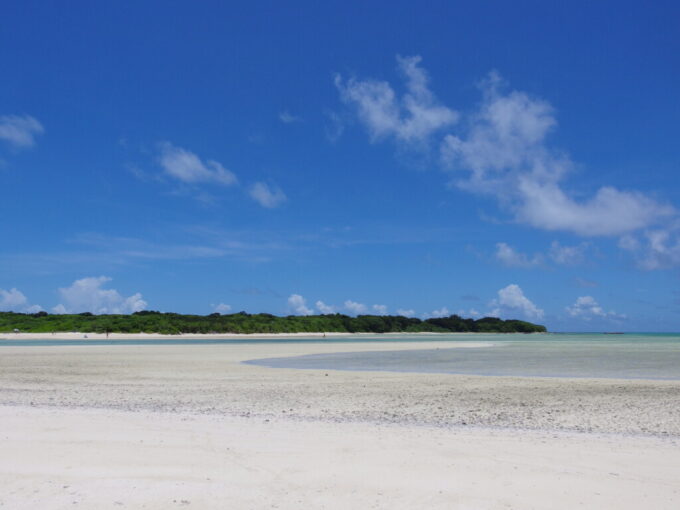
{"left": 3, "top": 333, "right": 680, "bottom": 380}
{"left": 244, "top": 333, "right": 680, "bottom": 381}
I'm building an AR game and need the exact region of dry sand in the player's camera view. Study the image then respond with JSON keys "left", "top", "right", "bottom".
{"left": 1, "top": 339, "right": 679, "bottom": 509}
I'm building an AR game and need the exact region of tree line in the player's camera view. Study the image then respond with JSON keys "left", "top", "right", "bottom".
{"left": 0, "top": 310, "right": 547, "bottom": 334}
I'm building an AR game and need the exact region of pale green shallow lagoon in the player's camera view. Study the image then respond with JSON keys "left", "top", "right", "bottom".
{"left": 245, "top": 333, "right": 680, "bottom": 380}
{"left": 4, "top": 333, "right": 680, "bottom": 380}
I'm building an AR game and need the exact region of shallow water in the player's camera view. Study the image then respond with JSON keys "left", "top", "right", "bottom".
{"left": 1, "top": 333, "right": 481, "bottom": 347}
{"left": 245, "top": 333, "right": 680, "bottom": 380}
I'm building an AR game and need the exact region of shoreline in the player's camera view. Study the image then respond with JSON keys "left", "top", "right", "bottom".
{"left": 0, "top": 331, "right": 502, "bottom": 341}
{"left": 2, "top": 339, "right": 679, "bottom": 508}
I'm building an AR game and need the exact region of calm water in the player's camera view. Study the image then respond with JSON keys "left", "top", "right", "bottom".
{"left": 0, "top": 333, "right": 473, "bottom": 347}
{"left": 4, "top": 333, "right": 680, "bottom": 380}
{"left": 245, "top": 333, "right": 680, "bottom": 380}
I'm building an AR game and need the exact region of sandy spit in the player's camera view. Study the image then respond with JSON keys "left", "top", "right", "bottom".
{"left": 1, "top": 331, "right": 478, "bottom": 341}
{"left": 1, "top": 340, "right": 679, "bottom": 509}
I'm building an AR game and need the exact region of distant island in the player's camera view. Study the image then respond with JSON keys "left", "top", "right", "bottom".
{"left": 0, "top": 311, "right": 546, "bottom": 334}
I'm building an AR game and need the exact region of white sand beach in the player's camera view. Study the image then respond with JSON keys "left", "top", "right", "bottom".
{"left": 1, "top": 339, "right": 679, "bottom": 509}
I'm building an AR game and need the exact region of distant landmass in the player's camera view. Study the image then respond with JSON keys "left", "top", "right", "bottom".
{"left": 0, "top": 311, "right": 547, "bottom": 334}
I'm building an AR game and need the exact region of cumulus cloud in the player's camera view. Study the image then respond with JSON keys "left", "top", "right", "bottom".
{"left": 495, "top": 242, "right": 542, "bottom": 267}
{"left": 489, "top": 284, "right": 544, "bottom": 320}
{"left": 213, "top": 303, "right": 232, "bottom": 314}
{"left": 287, "top": 294, "right": 313, "bottom": 315}
{"left": 249, "top": 182, "right": 287, "bottom": 208}
{"left": 336, "top": 55, "right": 458, "bottom": 145}
{"left": 0, "top": 114, "right": 44, "bottom": 149}
{"left": 52, "top": 276, "right": 147, "bottom": 314}
{"left": 441, "top": 73, "right": 674, "bottom": 236}
{"left": 566, "top": 296, "right": 625, "bottom": 321}
{"left": 396, "top": 308, "right": 416, "bottom": 317}
{"left": 157, "top": 142, "right": 237, "bottom": 186}
{"left": 372, "top": 304, "right": 388, "bottom": 315}
{"left": 0, "top": 287, "right": 28, "bottom": 311}
{"left": 0, "top": 287, "right": 43, "bottom": 313}
{"left": 338, "top": 59, "right": 675, "bottom": 237}
{"left": 344, "top": 300, "right": 367, "bottom": 315}
{"left": 315, "top": 300, "right": 336, "bottom": 314}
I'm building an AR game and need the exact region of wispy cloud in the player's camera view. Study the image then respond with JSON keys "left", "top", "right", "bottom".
{"left": 157, "top": 142, "right": 237, "bottom": 186}
{"left": 575, "top": 277, "right": 598, "bottom": 288}
{"left": 0, "top": 114, "right": 44, "bottom": 149}
{"left": 495, "top": 242, "right": 543, "bottom": 268}
{"left": 336, "top": 55, "right": 458, "bottom": 145}
{"left": 566, "top": 296, "right": 625, "bottom": 321}
{"left": 549, "top": 241, "right": 587, "bottom": 266}
{"left": 249, "top": 182, "right": 287, "bottom": 208}
{"left": 279, "top": 111, "right": 302, "bottom": 124}
{"left": 338, "top": 58, "right": 676, "bottom": 238}
{"left": 619, "top": 227, "right": 680, "bottom": 270}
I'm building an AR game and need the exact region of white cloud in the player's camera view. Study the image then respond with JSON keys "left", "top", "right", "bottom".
{"left": 337, "top": 59, "right": 676, "bottom": 237}
{"left": 548, "top": 241, "right": 586, "bottom": 266}
{"left": 52, "top": 304, "right": 67, "bottom": 314}
{"left": 287, "top": 294, "right": 313, "bottom": 315}
{"left": 457, "top": 308, "right": 481, "bottom": 318}
{"left": 441, "top": 73, "right": 674, "bottom": 237}
{"left": 625, "top": 228, "right": 680, "bottom": 270}
{"left": 249, "top": 182, "right": 287, "bottom": 208}
{"left": 336, "top": 55, "right": 458, "bottom": 145}
{"left": 566, "top": 296, "right": 625, "bottom": 321}
{"left": 344, "top": 300, "right": 367, "bottom": 315}
{"left": 315, "top": 300, "right": 336, "bottom": 314}
{"left": 52, "top": 276, "right": 147, "bottom": 314}
{"left": 279, "top": 111, "right": 301, "bottom": 123}
{"left": 0, "top": 288, "right": 28, "bottom": 311}
{"left": 428, "top": 307, "right": 450, "bottom": 318}
{"left": 157, "top": 142, "right": 237, "bottom": 186}
{"left": 495, "top": 241, "right": 585, "bottom": 268}
{"left": 213, "top": 303, "right": 232, "bottom": 314}
{"left": 489, "top": 284, "right": 544, "bottom": 320}
{"left": 0, "top": 114, "right": 44, "bottom": 149}
{"left": 0, "top": 287, "right": 42, "bottom": 313}
{"left": 372, "top": 304, "right": 388, "bottom": 315}
{"left": 0, "top": 287, "right": 28, "bottom": 310}
{"left": 495, "top": 242, "right": 542, "bottom": 267}
{"left": 396, "top": 308, "right": 416, "bottom": 317}
{"left": 324, "top": 110, "right": 346, "bottom": 142}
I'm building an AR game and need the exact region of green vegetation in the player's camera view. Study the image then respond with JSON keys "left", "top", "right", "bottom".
{"left": 0, "top": 311, "right": 546, "bottom": 334}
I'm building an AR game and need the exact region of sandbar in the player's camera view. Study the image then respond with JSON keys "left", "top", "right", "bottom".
{"left": 1, "top": 339, "right": 679, "bottom": 509}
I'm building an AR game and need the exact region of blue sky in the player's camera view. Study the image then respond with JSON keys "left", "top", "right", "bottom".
{"left": 1, "top": 1, "right": 679, "bottom": 331}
